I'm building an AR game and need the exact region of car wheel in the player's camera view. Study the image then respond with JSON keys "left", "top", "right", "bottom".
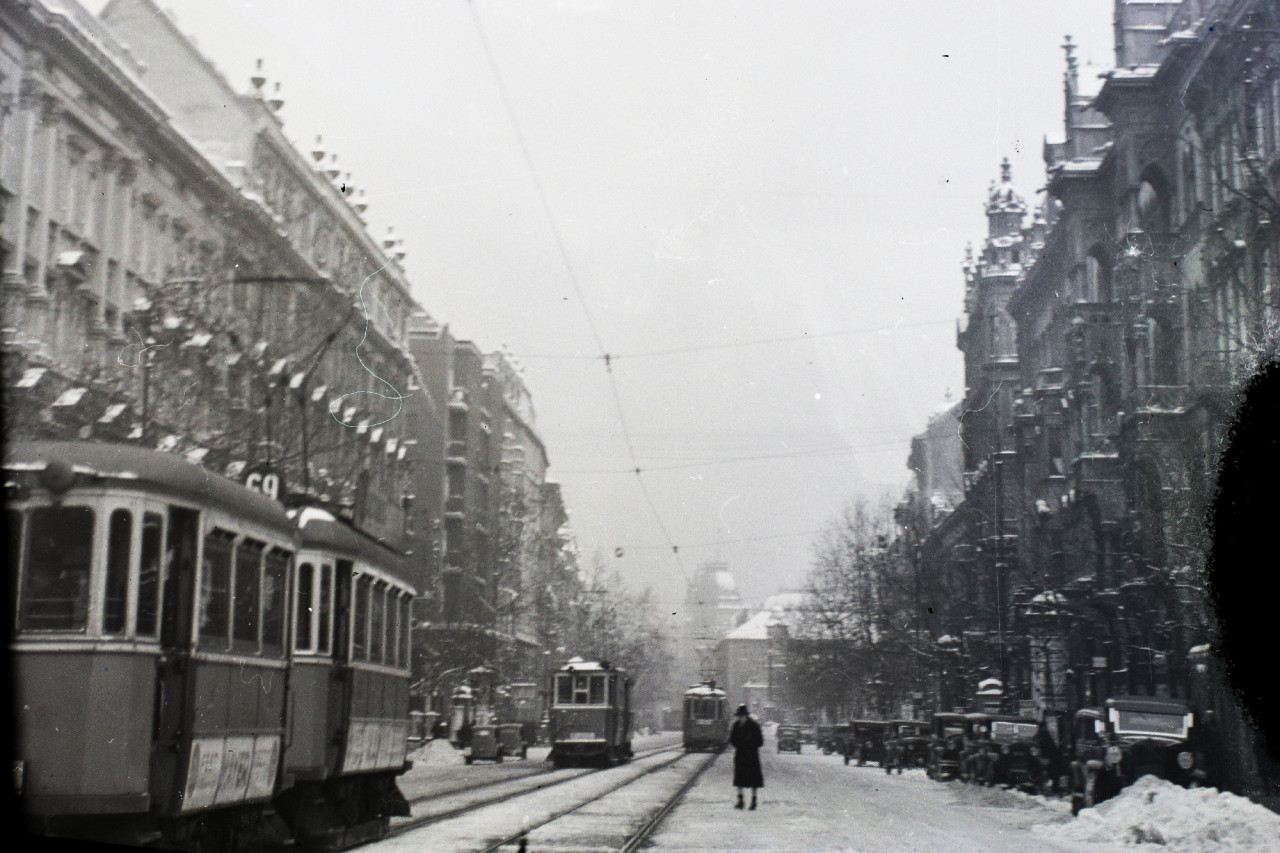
{"left": 465, "top": 756, "right": 473, "bottom": 765}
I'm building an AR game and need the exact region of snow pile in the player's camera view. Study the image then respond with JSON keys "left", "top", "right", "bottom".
{"left": 1035, "top": 775, "right": 1280, "bottom": 851}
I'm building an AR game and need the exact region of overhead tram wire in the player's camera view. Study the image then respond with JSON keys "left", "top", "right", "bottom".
{"left": 466, "top": 0, "right": 684, "bottom": 563}
{"left": 627, "top": 528, "right": 828, "bottom": 552}
{"left": 553, "top": 439, "right": 910, "bottom": 475}
{"left": 516, "top": 318, "right": 957, "bottom": 361}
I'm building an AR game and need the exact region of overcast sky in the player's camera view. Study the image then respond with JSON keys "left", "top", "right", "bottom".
{"left": 87, "top": 0, "right": 1116, "bottom": 609}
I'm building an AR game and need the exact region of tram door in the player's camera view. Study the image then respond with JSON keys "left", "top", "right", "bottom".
{"left": 151, "top": 506, "right": 199, "bottom": 811}
{"left": 329, "top": 559, "right": 353, "bottom": 772}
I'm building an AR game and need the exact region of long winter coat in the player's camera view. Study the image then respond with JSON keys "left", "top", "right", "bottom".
{"left": 730, "top": 716, "right": 765, "bottom": 788}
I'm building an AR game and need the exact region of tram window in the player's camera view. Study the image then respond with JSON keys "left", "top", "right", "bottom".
{"left": 400, "top": 595, "right": 412, "bottom": 668}
{"left": 198, "top": 529, "right": 235, "bottom": 648}
{"left": 19, "top": 506, "right": 94, "bottom": 632}
{"left": 261, "top": 547, "right": 289, "bottom": 657}
{"left": 590, "top": 675, "right": 606, "bottom": 705}
{"left": 104, "top": 509, "right": 133, "bottom": 634}
{"left": 6, "top": 511, "right": 21, "bottom": 627}
{"left": 232, "top": 538, "right": 266, "bottom": 651}
{"left": 389, "top": 588, "right": 401, "bottom": 667}
{"left": 136, "top": 513, "right": 163, "bottom": 637}
{"left": 556, "top": 675, "right": 573, "bottom": 704}
{"left": 296, "top": 563, "right": 314, "bottom": 651}
{"left": 318, "top": 563, "right": 333, "bottom": 654}
{"left": 370, "top": 581, "right": 385, "bottom": 663}
{"left": 352, "top": 574, "right": 370, "bottom": 660}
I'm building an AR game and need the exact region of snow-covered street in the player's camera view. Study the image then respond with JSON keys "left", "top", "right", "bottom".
{"left": 649, "top": 738, "right": 1280, "bottom": 853}
{"left": 372, "top": 731, "right": 1280, "bottom": 852}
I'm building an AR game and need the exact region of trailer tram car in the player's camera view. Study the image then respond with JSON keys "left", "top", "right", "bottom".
{"left": 6, "top": 442, "right": 415, "bottom": 852}
{"left": 547, "top": 658, "right": 633, "bottom": 768}
{"left": 682, "top": 682, "right": 729, "bottom": 751}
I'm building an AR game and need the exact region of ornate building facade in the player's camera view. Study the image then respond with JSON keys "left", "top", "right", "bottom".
{"left": 907, "top": 0, "right": 1279, "bottom": 795}
{"left": 2, "top": 0, "right": 434, "bottom": 573}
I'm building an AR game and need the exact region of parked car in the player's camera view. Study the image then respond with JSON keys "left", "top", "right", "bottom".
{"left": 956, "top": 713, "right": 992, "bottom": 782}
{"left": 465, "top": 724, "right": 504, "bottom": 764}
{"left": 832, "top": 723, "right": 854, "bottom": 763}
{"left": 497, "top": 723, "right": 528, "bottom": 760}
{"left": 883, "top": 719, "right": 930, "bottom": 773}
{"left": 926, "top": 712, "right": 969, "bottom": 779}
{"left": 816, "top": 725, "right": 838, "bottom": 754}
{"left": 969, "top": 715, "right": 1056, "bottom": 792}
{"left": 848, "top": 720, "right": 890, "bottom": 767}
{"left": 776, "top": 725, "right": 803, "bottom": 753}
{"left": 1068, "top": 696, "right": 1208, "bottom": 815}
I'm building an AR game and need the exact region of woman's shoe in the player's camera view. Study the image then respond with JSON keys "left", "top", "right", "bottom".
{"left": 749, "top": 800, "right": 757, "bottom": 810}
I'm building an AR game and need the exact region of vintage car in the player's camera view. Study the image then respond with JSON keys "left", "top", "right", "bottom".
{"left": 1068, "top": 697, "right": 1208, "bottom": 815}
{"left": 816, "top": 725, "right": 838, "bottom": 754}
{"left": 848, "top": 720, "right": 890, "bottom": 767}
{"left": 497, "top": 723, "right": 528, "bottom": 760}
{"left": 465, "top": 724, "right": 504, "bottom": 764}
{"left": 968, "top": 715, "right": 1056, "bottom": 792}
{"left": 882, "top": 719, "right": 930, "bottom": 773}
{"left": 776, "top": 725, "right": 804, "bottom": 754}
{"left": 956, "top": 713, "right": 993, "bottom": 782}
{"left": 832, "top": 723, "right": 854, "bottom": 762}
{"left": 926, "top": 712, "right": 969, "bottom": 779}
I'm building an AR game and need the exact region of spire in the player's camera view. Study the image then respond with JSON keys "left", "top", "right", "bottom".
{"left": 1062, "top": 35, "right": 1079, "bottom": 98}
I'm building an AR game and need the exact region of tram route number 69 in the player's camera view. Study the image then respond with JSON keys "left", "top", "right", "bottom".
{"left": 244, "top": 470, "right": 283, "bottom": 501}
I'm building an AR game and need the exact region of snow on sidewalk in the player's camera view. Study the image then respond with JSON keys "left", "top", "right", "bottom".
{"left": 1032, "top": 775, "right": 1280, "bottom": 852}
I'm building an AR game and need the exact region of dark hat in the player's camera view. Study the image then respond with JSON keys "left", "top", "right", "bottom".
{"left": 735, "top": 704, "right": 749, "bottom": 716}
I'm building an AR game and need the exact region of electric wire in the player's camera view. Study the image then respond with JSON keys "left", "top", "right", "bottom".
{"left": 518, "top": 318, "right": 955, "bottom": 360}
{"left": 466, "top": 0, "right": 684, "bottom": 563}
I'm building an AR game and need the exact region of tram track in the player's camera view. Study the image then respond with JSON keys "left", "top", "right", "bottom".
{"left": 386, "top": 742, "right": 686, "bottom": 841}
{"left": 479, "top": 747, "right": 718, "bottom": 852}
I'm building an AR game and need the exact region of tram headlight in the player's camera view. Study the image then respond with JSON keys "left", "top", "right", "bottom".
{"left": 1177, "top": 751, "right": 1194, "bottom": 770}
{"left": 1105, "top": 746, "right": 1122, "bottom": 766}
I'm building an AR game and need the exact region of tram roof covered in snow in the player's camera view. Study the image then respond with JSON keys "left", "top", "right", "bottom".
{"left": 293, "top": 505, "right": 416, "bottom": 592}
{"left": 684, "top": 683, "right": 726, "bottom": 698}
{"left": 4, "top": 440, "right": 294, "bottom": 535}
{"left": 557, "top": 657, "right": 625, "bottom": 675}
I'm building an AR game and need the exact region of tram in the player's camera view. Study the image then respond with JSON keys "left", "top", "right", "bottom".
{"left": 682, "top": 682, "right": 730, "bottom": 751}
{"left": 6, "top": 441, "right": 415, "bottom": 851}
{"left": 547, "top": 658, "right": 633, "bottom": 768}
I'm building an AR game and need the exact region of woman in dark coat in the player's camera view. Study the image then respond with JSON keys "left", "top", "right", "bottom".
{"left": 729, "top": 704, "right": 764, "bottom": 809}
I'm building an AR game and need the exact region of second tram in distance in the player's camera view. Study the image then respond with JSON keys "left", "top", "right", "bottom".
{"left": 682, "top": 682, "right": 730, "bottom": 751}
{"left": 547, "top": 658, "right": 633, "bottom": 768}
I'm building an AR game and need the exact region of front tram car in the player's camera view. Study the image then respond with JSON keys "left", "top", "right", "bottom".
{"left": 547, "top": 658, "right": 633, "bottom": 768}
{"left": 682, "top": 682, "right": 729, "bottom": 751}
{"left": 6, "top": 442, "right": 415, "bottom": 851}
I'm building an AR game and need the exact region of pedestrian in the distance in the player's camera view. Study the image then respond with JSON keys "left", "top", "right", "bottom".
{"left": 729, "top": 704, "right": 764, "bottom": 809}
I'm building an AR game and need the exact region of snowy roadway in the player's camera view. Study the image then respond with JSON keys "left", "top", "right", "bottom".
{"left": 647, "top": 746, "right": 1128, "bottom": 853}
{"left": 378, "top": 731, "right": 1280, "bottom": 852}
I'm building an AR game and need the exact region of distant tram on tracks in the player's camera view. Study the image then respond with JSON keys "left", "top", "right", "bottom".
{"left": 7, "top": 441, "right": 416, "bottom": 851}
{"left": 682, "top": 681, "right": 729, "bottom": 751}
{"left": 547, "top": 658, "right": 633, "bottom": 768}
